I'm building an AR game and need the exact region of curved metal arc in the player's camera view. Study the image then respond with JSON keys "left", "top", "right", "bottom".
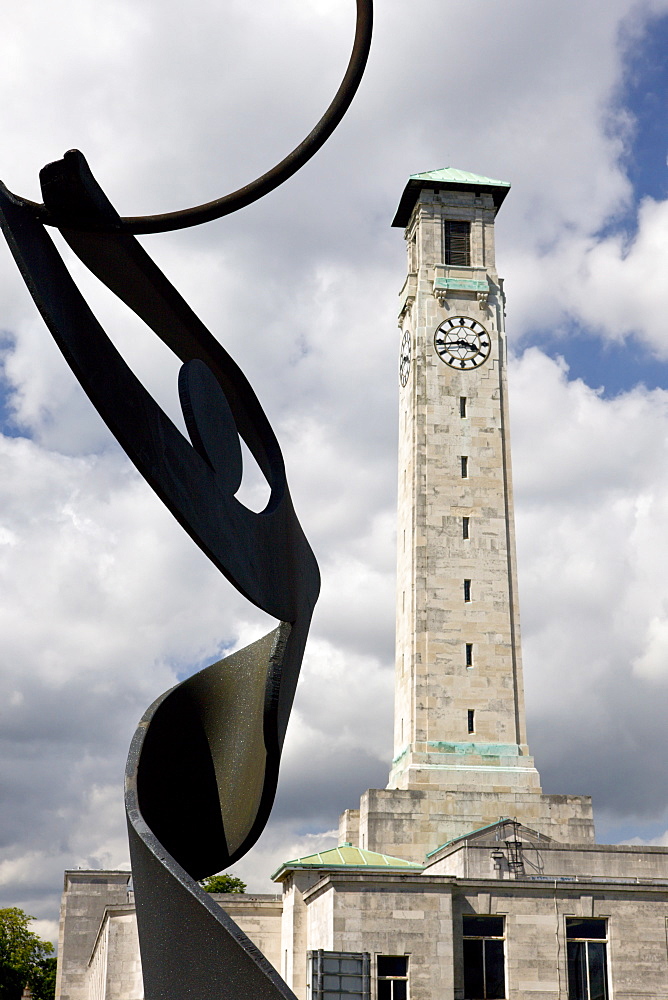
{"left": 0, "top": 176, "right": 320, "bottom": 625}
{"left": 0, "top": 151, "right": 320, "bottom": 744}
{"left": 8, "top": 0, "right": 373, "bottom": 234}
{"left": 127, "top": 625, "right": 294, "bottom": 878}
{"left": 39, "top": 148, "right": 287, "bottom": 494}
{"left": 125, "top": 629, "right": 300, "bottom": 1000}
{"left": 1, "top": 4, "right": 369, "bottom": 993}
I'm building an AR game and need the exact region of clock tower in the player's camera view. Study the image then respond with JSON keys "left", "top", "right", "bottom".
{"left": 390, "top": 168, "right": 533, "bottom": 792}
{"left": 339, "top": 170, "right": 595, "bottom": 858}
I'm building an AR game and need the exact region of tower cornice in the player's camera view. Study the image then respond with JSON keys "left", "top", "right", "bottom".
{"left": 392, "top": 166, "right": 511, "bottom": 228}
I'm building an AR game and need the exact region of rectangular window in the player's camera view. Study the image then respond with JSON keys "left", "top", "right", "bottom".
{"left": 463, "top": 517, "right": 470, "bottom": 539}
{"left": 444, "top": 220, "right": 471, "bottom": 267}
{"left": 462, "top": 916, "right": 505, "bottom": 999}
{"left": 460, "top": 396, "right": 467, "bottom": 418}
{"left": 310, "top": 951, "right": 370, "bottom": 1000}
{"left": 464, "top": 579, "right": 471, "bottom": 602}
{"left": 377, "top": 956, "right": 408, "bottom": 1000}
{"left": 468, "top": 709, "right": 475, "bottom": 733}
{"left": 566, "top": 919, "right": 609, "bottom": 1000}
{"left": 466, "top": 644, "right": 473, "bottom": 667}
{"left": 461, "top": 456, "right": 468, "bottom": 478}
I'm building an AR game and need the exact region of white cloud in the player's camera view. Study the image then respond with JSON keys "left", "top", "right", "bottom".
{"left": 232, "top": 824, "right": 338, "bottom": 893}
{"left": 633, "top": 616, "right": 668, "bottom": 682}
{"left": 509, "top": 349, "right": 668, "bottom": 821}
{"left": 624, "top": 829, "right": 668, "bottom": 847}
{"left": 571, "top": 197, "right": 668, "bottom": 353}
{"left": 507, "top": 197, "right": 668, "bottom": 353}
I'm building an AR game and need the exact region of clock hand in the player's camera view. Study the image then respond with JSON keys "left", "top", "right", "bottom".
{"left": 444, "top": 339, "right": 476, "bottom": 350}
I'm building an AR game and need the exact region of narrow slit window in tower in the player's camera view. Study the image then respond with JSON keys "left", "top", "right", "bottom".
{"left": 460, "top": 396, "right": 467, "bottom": 418}
{"left": 444, "top": 220, "right": 471, "bottom": 266}
{"left": 463, "top": 516, "right": 470, "bottom": 539}
{"left": 466, "top": 643, "right": 473, "bottom": 667}
{"left": 461, "top": 456, "right": 468, "bottom": 478}
{"left": 468, "top": 709, "right": 475, "bottom": 734}
{"left": 464, "top": 579, "right": 471, "bottom": 602}
{"left": 409, "top": 235, "right": 417, "bottom": 272}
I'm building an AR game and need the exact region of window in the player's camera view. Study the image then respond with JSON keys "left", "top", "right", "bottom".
{"left": 444, "top": 220, "right": 471, "bottom": 266}
{"left": 464, "top": 579, "right": 471, "bottom": 602}
{"left": 566, "top": 919, "right": 609, "bottom": 1000}
{"left": 461, "top": 456, "right": 468, "bottom": 478}
{"left": 460, "top": 396, "right": 467, "bottom": 418}
{"left": 466, "top": 644, "right": 473, "bottom": 667}
{"left": 377, "top": 956, "right": 408, "bottom": 1000}
{"left": 310, "top": 951, "right": 370, "bottom": 1000}
{"left": 463, "top": 517, "right": 470, "bottom": 539}
{"left": 468, "top": 709, "right": 475, "bottom": 733}
{"left": 462, "top": 915, "right": 505, "bottom": 999}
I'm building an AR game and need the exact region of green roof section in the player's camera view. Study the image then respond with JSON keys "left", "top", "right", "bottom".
{"left": 272, "top": 844, "right": 423, "bottom": 881}
{"left": 409, "top": 167, "right": 511, "bottom": 188}
{"left": 425, "top": 818, "right": 515, "bottom": 859}
{"left": 392, "top": 166, "right": 511, "bottom": 228}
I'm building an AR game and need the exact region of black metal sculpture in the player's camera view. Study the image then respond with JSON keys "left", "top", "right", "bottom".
{"left": 0, "top": 3, "right": 372, "bottom": 998}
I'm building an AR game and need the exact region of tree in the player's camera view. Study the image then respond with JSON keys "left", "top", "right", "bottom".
{"left": 0, "top": 909, "right": 54, "bottom": 1000}
{"left": 199, "top": 874, "right": 247, "bottom": 894}
{"left": 27, "top": 957, "right": 57, "bottom": 1000}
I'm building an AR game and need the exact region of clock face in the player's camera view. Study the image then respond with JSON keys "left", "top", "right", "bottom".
{"left": 399, "top": 330, "right": 411, "bottom": 387}
{"left": 434, "top": 316, "right": 491, "bottom": 370}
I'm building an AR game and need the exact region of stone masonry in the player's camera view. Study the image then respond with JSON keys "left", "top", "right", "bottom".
{"left": 341, "top": 171, "right": 593, "bottom": 851}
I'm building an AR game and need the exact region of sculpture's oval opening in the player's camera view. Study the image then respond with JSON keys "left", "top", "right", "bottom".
{"left": 236, "top": 437, "right": 272, "bottom": 513}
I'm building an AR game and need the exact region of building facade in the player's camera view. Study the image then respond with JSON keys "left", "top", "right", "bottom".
{"left": 55, "top": 170, "right": 668, "bottom": 1000}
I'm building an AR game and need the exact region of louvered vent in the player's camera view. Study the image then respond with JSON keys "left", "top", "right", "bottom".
{"left": 444, "top": 220, "right": 471, "bottom": 266}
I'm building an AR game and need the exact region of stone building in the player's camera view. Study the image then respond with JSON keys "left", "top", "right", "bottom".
{"left": 55, "top": 170, "right": 668, "bottom": 1000}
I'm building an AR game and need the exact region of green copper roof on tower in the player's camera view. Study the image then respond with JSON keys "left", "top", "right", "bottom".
{"left": 392, "top": 166, "right": 511, "bottom": 227}
{"left": 409, "top": 167, "right": 510, "bottom": 188}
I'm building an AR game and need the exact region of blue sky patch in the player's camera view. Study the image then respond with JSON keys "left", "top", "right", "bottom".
{"left": 617, "top": 12, "right": 668, "bottom": 207}
{"left": 0, "top": 334, "right": 27, "bottom": 439}
{"left": 522, "top": 323, "right": 668, "bottom": 398}
{"left": 524, "top": 16, "right": 668, "bottom": 397}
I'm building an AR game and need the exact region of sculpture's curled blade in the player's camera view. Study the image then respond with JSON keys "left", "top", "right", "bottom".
{"left": 0, "top": 159, "right": 318, "bottom": 1000}
{"left": 0, "top": 5, "right": 372, "bottom": 996}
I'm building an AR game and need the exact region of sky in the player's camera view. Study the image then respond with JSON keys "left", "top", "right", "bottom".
{"left": 0, "top": 0, "right": 667, "bottom": 946}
